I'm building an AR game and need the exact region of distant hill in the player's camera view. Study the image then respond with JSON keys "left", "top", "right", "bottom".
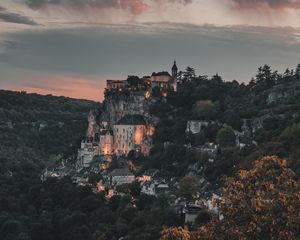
{"left": 0, "top": 90, "right": 99, "bottom": 175}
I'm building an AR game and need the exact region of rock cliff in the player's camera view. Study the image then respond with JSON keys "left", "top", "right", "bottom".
{"left": 101, "top": 91, "right": 156, "bottom": 127}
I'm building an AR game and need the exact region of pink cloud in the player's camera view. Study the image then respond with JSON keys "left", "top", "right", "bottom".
{"left": 120, "top": 0, "right": 148, "bottom": 15}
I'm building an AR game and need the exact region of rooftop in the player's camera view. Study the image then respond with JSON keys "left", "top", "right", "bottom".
{"left": 107, "top": 80, "right": 126, "bottom": 83}
{"left": 151, "top": 71, "right": 172, "bottom": 77}
{"left": 109, "top": 168, "right": 134, "bottom": 177}
{"left": 100, "top": 129, "right": 113, "bottom": 135}
{"left": 115, "top": 114, "right": 146, "bottom": 126}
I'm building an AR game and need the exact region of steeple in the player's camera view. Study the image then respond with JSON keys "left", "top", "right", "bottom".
{"left": 172, "top": 60, "right": 178, "bottom": 79}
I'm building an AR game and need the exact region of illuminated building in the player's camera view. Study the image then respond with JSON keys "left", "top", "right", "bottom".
{"left": 99, "top": 129, "right": 114, "bottom": 155}
{"left": 113, "top": 114, "right": 147, "bottom": 155}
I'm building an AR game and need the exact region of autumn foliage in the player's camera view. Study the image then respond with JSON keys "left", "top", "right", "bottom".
{"left": 161, "top": 156, "right": 300, "bottom": 240}
{"left": 200, "top": 156, "right": 300, "bottom": 239}
{"left": 160, "top": 227, "right": 191, "bottom": 240}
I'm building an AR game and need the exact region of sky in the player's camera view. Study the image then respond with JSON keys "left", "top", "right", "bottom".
{"left": 0, "top": 0, "right": 300, "bottom": 101}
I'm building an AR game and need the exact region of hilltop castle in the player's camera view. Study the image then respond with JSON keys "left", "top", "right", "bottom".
{"left": 77, "top": 61, "right": 178, "bottom": 168}
{"left": 106, "top": 60, "right": 178, "bottom": 93}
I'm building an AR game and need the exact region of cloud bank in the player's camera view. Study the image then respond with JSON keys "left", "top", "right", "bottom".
{"left": 0, "top": 5, "right": 37, "bottom": 25}
{"left": 13, "top": 0, "right": 300, "bottom": 27}
{"left": 24, "top": 0, "right": 193, "bottom": 16}
{"left": 0, "top": 0, "right": 300, "bottom": 28}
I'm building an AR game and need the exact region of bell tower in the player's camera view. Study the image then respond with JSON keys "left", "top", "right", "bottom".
{"left": 171, "top": 60, "right": 178, "bottom": 91}
{"left": 172, "top": 60, "right": 178, "bottom": 79}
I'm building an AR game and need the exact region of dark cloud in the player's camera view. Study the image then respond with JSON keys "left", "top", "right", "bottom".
{"left": 233, "top": 0, "right": 300, "bottom": 9}
{"left": 0, "top": 5, "right": 37, "bottom": 25}
{"left": 26, "top": 0, "right": 119, "bottom": 9}
{"left": 24, "top": 0, "right": 193, "bottom": 15}
{"left": 25, "top": 0, "right": 148, "bottom": 15}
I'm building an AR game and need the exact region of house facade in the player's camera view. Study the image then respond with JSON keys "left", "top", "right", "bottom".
{"left": 109, "top": 168, "right": 135, "bottom": 186}
{"left": 113, "top": 114, "right": 147, "bottom": 155}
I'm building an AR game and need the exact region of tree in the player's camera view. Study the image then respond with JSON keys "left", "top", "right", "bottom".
{"left": 129, "top": 181, "right": 141, "bottom": 198}
{"left": 216, "top": 127, "right": 236, "bottom": 148}
{"left": 192, "top": 100, "right": 217, "bottom": 120}
{"left": 295, "top": 63, "right": 300, "bottom": 79}
{"left": 178, "top": 176, "right": 199, "bottom": 201}
{"left": 127, "top": 75, "right": 141, "bottom": 87}
{"left": 195, "top": 211, "right": 211, "bottom": 225}
{"left": 223, "top": 109, "right": 241, "bottom": 131}
{"left": 255, "top": 65, "right": 277, "bottom": 88}
{"left": 211, "top": 73, "right": 223, "bottom": 83}
{"left": 197, "top": 156, "right": 300, "bottom": 240}
{"left": 280, "top": 122, "right": 300, "bottom": 147}
{"left": 183, "top": 67, "right": 196, "bottom": 82}
{"left": 160, "top": 226, "right": 191, "bottom": 240}
{"left": 194, "top": 131, "right": 206, "bottom": 146}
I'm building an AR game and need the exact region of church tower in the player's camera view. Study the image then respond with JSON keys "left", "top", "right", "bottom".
{"left": 172, "top": 60, "right": 178, "bottom": 79}
{"left": 171, "top": 60, "right": 178, "bottom": 91}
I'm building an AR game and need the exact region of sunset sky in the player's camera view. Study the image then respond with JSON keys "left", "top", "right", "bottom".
{"left": 1, "top": 0, "right": 300, "bottom": 101}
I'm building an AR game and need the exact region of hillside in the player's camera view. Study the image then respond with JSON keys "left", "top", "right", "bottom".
{"left": 0, "top": 90, "right": 99, "bottom": 176}
{"left": 149, "top": 68, "right": 300, "bottom": 182}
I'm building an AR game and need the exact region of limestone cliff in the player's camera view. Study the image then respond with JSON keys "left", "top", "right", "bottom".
{"left": 101, "top": 91, "right": 156, "bottom": 127}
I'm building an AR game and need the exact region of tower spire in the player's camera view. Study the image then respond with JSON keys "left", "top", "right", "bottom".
{"left": 172, "top": 59, "right": 178, "bottom": 79}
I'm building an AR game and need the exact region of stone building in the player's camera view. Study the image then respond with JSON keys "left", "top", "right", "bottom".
{"left": 144, "top": 61, "right": 178, "bottom": 92}
{"left": 185, "top": 120, "right": 210, "bottom": 134}
{"left": 113, "top": 114, "right": 147, "bottom": 155}
{"left": 99, "top": 129, "right": 114, "bottom": 155}
{"left": 106, "top": 80, "right": 127, "bottom": 90}
{"left": 77, "top": 141, "right": 100, "bottom": 168}
{"left": 183, "top": 204, "right": 204, "bottom": 229}
{"left": 108, "top": 168, "right": 135, "bottom": 186}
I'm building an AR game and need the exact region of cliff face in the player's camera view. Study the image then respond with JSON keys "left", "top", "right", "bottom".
{"left": 101, "top": 92, "right": 156, "bottom": 126}
{"left": 87, "top": 110, "right": 99, "bottom": 138}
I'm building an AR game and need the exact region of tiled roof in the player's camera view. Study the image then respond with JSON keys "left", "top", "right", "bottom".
{"left": 151, "top": 71, "right": 172, "bottom": 77}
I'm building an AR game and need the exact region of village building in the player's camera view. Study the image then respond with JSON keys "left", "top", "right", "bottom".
{"left": 137, "top": 169, "right": 159, "bottom": 182}
{"left": 183, "top": 204, "right": 204, "bottom": 230}
{"left": 113, "top": 114, "right": 147, "bottom": 155}
{"left": 140, "top": 180, "right": 170, "bottom": 196}
{"left": 141, "top": 182, "right": 156, "bottom": 195}
{"left": 77, "top": 141, "right": 101, "bottom": 168}
{"left": 108, "top": 168, "right": 135, "bottom": 186}
{"left": 99, "top": 129, "right": 114, "bottom": 155}
{"left": 185, "top": 120, "right": 211, "bottom": 134}
{"left": 144, "top": 61, "right": 178, "bottom": 92}
{"left": 106, "top": 61, "right": 178, "bottom": 94}
{"left": 155, "top": 182, "right": 170, "bottom": 194}
{"left": 106, "top": 80, "right": 127, "bottom": 90}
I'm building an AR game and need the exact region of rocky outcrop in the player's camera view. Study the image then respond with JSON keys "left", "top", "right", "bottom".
{"left": 101, "top": 92, "right": 156, "bottom": 127}
{"left": 87, "top": 109, "right": 100, "bottom": 138}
